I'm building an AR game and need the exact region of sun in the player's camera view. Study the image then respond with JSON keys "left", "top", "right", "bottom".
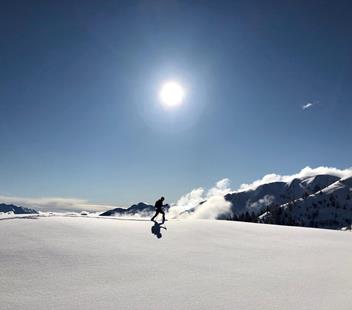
{"left": 159, "top": 81, "right": 185, "bottom": 107}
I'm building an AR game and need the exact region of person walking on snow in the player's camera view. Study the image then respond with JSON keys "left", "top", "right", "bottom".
{"left": 151, "top": 196, "right": 165, "bottom": 223}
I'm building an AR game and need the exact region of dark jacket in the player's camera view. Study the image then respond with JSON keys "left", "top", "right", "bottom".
{"left": 155, "top": 199, "right": 163, "bottom": 210}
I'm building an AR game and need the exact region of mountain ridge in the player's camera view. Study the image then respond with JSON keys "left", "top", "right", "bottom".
{"left": 0, "top": 203, "right": 38, "bottom": 215}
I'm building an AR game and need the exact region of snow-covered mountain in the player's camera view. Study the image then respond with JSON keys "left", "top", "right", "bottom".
{"left": 262, "top": 175, "right": 352, "bottom": 229}
{"left": 224, "top": 174, "right": 352, "bottom": 229}
{"left": 225, "top": 174, "right": 339, "bottom": 214}
{"left": 0, "top": 203, "right": 38, "bottom": 215}
{"left": 100, "top": 202, "right": 170, "bottom": 217}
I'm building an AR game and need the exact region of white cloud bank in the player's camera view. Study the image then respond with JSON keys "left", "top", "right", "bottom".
{"left": 168, "top": 178, "right": 232, "bottom": 219}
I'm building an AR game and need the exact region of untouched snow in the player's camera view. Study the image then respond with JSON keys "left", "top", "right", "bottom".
{"left": 1, "top": 217, "right": 352, "bottom": 310}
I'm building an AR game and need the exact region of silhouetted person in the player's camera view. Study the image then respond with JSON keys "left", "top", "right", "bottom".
{"left": 151, "top": 196, "right": 165, "bottom": 223}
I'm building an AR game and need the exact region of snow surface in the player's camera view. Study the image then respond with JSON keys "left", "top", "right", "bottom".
{"left": 1, "top": 216, "right": 352, "bottom": 310}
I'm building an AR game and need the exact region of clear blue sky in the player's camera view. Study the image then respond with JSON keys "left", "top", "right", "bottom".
{"left": 1, "top": 0, "right": 351, "bottom": 206}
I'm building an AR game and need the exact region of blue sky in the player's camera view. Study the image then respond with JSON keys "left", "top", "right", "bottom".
{"left": 1, "top": 1, "right": 351, "bottom": 206}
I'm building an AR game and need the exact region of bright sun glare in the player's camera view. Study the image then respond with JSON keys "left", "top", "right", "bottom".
{"left": 159, "top": 81, "right": 185, "bottom": 107}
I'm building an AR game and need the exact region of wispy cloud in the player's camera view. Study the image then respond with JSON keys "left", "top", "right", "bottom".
{"left": 0, "top": 195, "right": 115, "bottom": 213}
{"left": 302, "top": 102, "right": 314, "bottom": 110}
{"left": 302, "top": 100, "right": 320, "bottom": 110}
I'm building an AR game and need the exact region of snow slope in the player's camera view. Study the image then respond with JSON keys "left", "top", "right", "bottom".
{"left": 1, "top": 216, "right": 352, "bottom": 310}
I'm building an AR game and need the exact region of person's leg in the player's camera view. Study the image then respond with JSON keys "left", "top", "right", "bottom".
{"left": 161, "top": 210, "right": 165, "bottom": 223}
{"left": 151, "top": 210, "right": 159, "bottom": 221}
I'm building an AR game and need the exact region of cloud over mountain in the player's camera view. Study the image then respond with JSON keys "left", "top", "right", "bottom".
{"left": 168, "top": 166, "right": 352, "bottom": 222}
{"left": 168, "top": 178, "right": 232, "bottom": 219}
{"left": 238, "top": 166, "right": 352, "bottom": 192}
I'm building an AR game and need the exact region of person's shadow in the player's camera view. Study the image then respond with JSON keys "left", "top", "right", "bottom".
{"left": 151, "top": 220, "right": 167, "bottom": 239}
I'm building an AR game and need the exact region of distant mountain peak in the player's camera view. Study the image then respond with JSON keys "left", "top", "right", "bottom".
{"left": 0, "top": 203, "right": 38, "bottom": 214}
